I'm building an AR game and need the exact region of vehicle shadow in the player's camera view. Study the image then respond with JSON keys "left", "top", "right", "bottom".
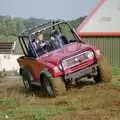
{"left": 12, "top": 79, "right": 97, "bottom": 98}
{"left": 20, "top": 79, "right": 97, "bottom": 97}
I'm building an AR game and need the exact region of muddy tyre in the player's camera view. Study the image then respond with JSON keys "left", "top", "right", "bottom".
{"left": 41, "top": 76, "right": 66, "bottom": 97}
{"left": 41, "top": 76, "right": 56, "bottom": 97}
{"left": 94, "top": 56, "right": 112, "bottom": 83}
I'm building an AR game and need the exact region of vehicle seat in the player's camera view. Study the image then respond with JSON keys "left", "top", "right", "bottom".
{"left": 60, "top": 35, "right": 69, "bottom": 45}
{"left": 51, "top": 30, "right": 69, "bottom": 47}
{"left": 49, "top": 39, "right": 60, "bottom": 50}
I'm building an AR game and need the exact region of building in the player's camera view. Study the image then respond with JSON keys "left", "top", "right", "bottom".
{"left": 0, "top": 41, "right": 22, "bottom": 72}
{"left": 76, "top": 0, "right": 120, "bottom": 67}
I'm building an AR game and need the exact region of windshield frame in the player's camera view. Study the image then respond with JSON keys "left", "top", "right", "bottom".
{"left": 18, "top": 21, "right": 83, "bottom": 57}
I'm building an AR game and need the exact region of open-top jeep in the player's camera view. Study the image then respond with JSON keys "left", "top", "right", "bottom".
{"left": 17, "top": 21, "right": 112, "bottom": 97}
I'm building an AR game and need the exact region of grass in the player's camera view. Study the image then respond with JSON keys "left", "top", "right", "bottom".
{"left": 112, "top": 67, "right": 120, "bottom": 88}
{"left": 0, "top": 98, "right": 17, "bottom": 106}
{"left": 111, "top": 80, "right": 120, "bottom": 87}
{"left": 112, "top": 67, "right": 120, "bottom": 76}
{"left": 0, "top": 68, "right": 120, "bottom": 120}
{"left": 0, "top": 104, "right": 74, "bottom": 120}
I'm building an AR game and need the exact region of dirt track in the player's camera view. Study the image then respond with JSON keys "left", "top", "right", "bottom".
{"left": 0, "top": 75, "right": 120, "bottom": 120}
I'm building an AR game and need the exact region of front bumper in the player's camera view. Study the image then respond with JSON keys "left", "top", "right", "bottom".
{"left": 64, "top": 64, "right": 98, "bottom": 80}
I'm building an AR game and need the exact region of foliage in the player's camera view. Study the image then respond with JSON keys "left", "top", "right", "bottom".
{"left": 0, "top": 16, "right": 25, "bottom": 41}
{"left": 69, "top": 16, "right": 86, "bottom": 28}
{"left": 0, "top": 15, "right": 85, "bottom": 42}
{"left": 112, "top": 67, "right": 120, "bottom": 76}
{"left": 0, "top": 98, "right": 17, "bottom": 106}
{"left": 0, "top": 103, "right": 74, "bottom": 120}
{"left": 0, "top": 35, "right": 17, "bottom": 42}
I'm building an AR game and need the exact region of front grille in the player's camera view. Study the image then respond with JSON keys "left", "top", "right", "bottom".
{"left": 62, "top": 51, "right": 92, "bottom": 69}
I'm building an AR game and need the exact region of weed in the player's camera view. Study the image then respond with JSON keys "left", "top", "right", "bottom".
{"left": 0, "top": 98, "right": 17, "bottom": 106}
{"left": 112, "top": 67, "right": 120, "bottom": 76}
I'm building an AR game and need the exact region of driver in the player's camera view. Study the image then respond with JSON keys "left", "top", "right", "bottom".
{"left": 34, "top": 31, "right": 46, "bottom": 48}
{"left": 28, "top": 31, "right": 47, "bottom": 57}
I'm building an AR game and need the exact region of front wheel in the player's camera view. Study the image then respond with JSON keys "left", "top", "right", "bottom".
{"left": 41, "top": 76, "right": 66, "bottom": 97}
{"left": 41, "top": 76, "right": 56, "bottom": 97}
{"left": 94, "top": 56, "right": 112, "bottom": 83}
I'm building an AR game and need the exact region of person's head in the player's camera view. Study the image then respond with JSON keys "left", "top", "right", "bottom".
{"left": 35, "top": 31, "right": 43, "bottom": 41}
{"left": 51, "top": 30, "right": 59, "bottom": 37}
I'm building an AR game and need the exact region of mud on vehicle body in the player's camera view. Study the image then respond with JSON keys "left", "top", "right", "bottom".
{"left": 17, "top": 21, "right": 112, "bottom": 97}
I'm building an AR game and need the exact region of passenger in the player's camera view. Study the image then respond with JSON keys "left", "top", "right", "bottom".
{"left": 50, "top": 30, "right": 63, "bottom": 48}
{"left": 50, "top": 30, "right": 68, "bottom": 48}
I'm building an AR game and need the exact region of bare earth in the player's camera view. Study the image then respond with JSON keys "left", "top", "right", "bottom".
{"left": 0, "top": 75, "right": 120, "bottom": 120}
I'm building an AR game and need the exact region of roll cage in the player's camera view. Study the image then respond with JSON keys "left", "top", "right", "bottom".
{"left": 18, "top": 20, "right": 82, "bottom": 56}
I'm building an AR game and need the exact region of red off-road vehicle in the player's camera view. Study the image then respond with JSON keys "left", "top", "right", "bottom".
{"left": 17, "top": 21, "right": 112, "bottom": 97}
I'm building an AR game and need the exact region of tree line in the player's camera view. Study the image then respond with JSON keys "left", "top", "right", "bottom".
{"left": 0, "top": 15, "right": 85, "bottom": 42}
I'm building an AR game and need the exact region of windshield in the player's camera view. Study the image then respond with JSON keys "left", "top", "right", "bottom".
{"left": 38, "top": 23, "right": 77, "bottom": 53}
{"left": 22, "top": 22, "right": 80, "bottom": 57}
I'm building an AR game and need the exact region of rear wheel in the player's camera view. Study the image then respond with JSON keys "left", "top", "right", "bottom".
{"left": 21, "top": 69, "right": 33, "bottom": 91}
{"left": 94, "top": 56, "right": 112, "bottom": 83}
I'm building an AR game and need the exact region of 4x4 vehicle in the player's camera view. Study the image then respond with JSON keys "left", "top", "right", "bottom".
{"left": 17, "top": 21, "right": 112, "bottom": 97}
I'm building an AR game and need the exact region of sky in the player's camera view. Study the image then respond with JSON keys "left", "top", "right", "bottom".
{"left": 0, "top": 0, "right": 100, "bottom": 20}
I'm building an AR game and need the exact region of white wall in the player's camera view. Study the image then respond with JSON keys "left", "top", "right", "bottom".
{"left": 0, "top": 54, "right": 22, "bottom": 72}
{"left": 77, "top": 0, "right": 120, "bottom": 33}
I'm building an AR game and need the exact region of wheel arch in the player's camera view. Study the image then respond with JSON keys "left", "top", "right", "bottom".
{"left": 19, "top": 66, "right": 30, "bottom": 76}
{"left": 40, "top": 70, "right": 52, "bottom": 80}
{"left": 19, "top": 66, "right": 24, "bottom": 75}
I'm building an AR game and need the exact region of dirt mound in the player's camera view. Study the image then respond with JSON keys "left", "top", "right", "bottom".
{"left": 51, "top": 78, "right": 67, "bottom": 96}
{"left": 98, "top": 56, "right": 112, "bottom": 82}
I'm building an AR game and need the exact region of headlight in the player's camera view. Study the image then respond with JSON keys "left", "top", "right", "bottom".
{"left": 58, "top": 64, "right": 62, "bottom": 70}
{"left": 86, "top": 51, "right": 94, "bottom": 59}
{"left": 53, "top": 66, "right": 60, "bottom": 73}
{"left": 53, "top": 64, "right": 64, "bottom": 73}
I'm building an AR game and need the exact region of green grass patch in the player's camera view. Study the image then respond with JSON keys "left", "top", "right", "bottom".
{"left": 0, "top": 98, "right": 17, "bottom": 106}
{"left": 0, "top": 35, "right": 17, "bottom": 42}
{"left": 112, "top": 67, "right": 120, "bottom": 76}
{"left": 111, "top": 80, "right": 120, "bottom": 87}
{"left": 0, "top": 105, "right": 75, "bottom": 120}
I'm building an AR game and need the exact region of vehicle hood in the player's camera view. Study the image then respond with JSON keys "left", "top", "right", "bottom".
{"left": 37, "top": 42, "right": 91, "bottom": 66}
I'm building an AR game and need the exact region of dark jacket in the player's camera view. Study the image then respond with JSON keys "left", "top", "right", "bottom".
{"left": 28, "top": 39, "right": 45, "bottom": 57}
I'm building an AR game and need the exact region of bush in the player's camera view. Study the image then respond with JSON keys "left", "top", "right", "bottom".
{"left": 0, "top": 35, "right": 17, "bottom": 42}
